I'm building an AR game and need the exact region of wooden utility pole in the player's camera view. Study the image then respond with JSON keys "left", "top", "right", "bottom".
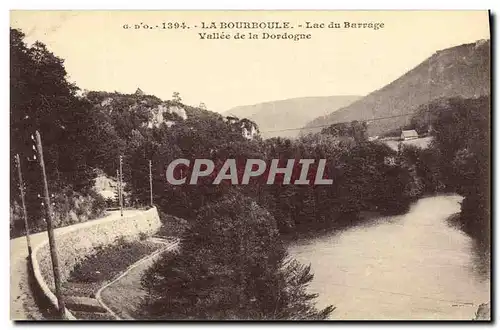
{"left": 15, "top": 154, "right": 32, "bottom": 258}
{"left": 149, "top": 160, "right": 153, "bottom": 207}
{"left": 119, "top": 155, "right": 123, "bottom": 216}
{"left": 34, "top": 131, "right": 66, "bottom": 318}
{"left": 116, "top": 169, "right": 121, "bottom": 209}
{"left": 427, "top": 54, "right": 432, "bottom": 134}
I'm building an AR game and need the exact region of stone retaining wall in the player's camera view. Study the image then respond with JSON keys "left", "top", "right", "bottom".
{"left": 31, "top": 207, "right": 161, "bottom": 320}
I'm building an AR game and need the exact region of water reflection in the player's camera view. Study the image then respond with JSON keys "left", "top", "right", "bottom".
{"left": 288, "top": 195, "right": 490, "bottom": 320}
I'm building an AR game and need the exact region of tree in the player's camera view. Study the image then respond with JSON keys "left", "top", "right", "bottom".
{"left": 321, "top": 120, "right": 367, "bottom": 142}
{"left": 10, "top": 27, "right": 100, "bottom": 229}
{"left": 406, "top": 96, "right": 490, "bottom": 248}
{"left": 141, "top": 194, "right": 334, "bottom": 320}
{"left": 10, "top": 28, "right": 100, "bottom": 188}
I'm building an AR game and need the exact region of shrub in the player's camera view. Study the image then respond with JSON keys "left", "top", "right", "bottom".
{"left": 10, "top": 186, "right": 109, "bottom": 239}
{"left": 155, "top": 211, "right": 189, "bottom": 238}
{"left": 141, "top": 194, "right": 334, "bottom": 320}
{"left": 69, "top": 240, "right": 160, "bottom": 283}
{"left": 105, "top": 197, "right": 115, "bottom": 208}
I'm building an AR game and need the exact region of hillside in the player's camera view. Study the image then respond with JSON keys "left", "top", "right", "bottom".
{"left": 225, "top": 95, "right": 361, "bottom": 138}
{"left": 86, "top": 89, "right": 222, "bottom": 128}
{"left": 303, "top": 39, "right": 490, "bottom": 137}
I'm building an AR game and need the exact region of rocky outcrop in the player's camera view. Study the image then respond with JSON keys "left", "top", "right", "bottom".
{"left": 147, "top": 103, "right": 187, "bottom": 128}
{"left": 474, "top": 303, "right": 490, "bottom": 320}
{"left": 94, "top": 174, "right": 118, "bottom": 200}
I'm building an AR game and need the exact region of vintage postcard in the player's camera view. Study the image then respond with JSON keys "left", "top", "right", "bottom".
{"left": 10, "top": 10, "right": 491, "bottom": 321}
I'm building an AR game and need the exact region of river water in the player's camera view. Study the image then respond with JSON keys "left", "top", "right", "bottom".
{"left": 288, "top": 195, "right": 490, "bottom": 320}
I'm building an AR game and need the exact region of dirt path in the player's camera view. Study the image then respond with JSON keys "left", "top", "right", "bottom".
{"left": 99, "top": 239, "right": 178, "bottom": 320}
{"left": 10, "top": 210, "right": 142, "bottom": 320}
{"left": 10, "top": 230, "right": 52, "bottom": 320}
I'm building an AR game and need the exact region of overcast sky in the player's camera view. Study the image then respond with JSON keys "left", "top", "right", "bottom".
{"left": 11, "top": 10, "right": 490, "bottom": 113}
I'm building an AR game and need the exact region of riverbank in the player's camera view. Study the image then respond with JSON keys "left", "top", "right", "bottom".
{"left": 287, "top": 195, "right": 490, "bottom": 320}
{"left": 474, "top": 302, "right": 491, "bottom": 320}
{"left": 280, "top": 210, "right": 386, "bottom": 246}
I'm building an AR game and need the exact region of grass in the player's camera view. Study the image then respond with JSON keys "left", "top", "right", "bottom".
{"left": 155, "top": 213, "right": 190, "bottom": 238}
{"left": 99, "top": 250, "right": 176, "bottom": 320}
{"left": 62, "top": 238, "right": 163, "bottom": 298}
{"left": 71, "top": 311, "right": 116, "bottom": 320}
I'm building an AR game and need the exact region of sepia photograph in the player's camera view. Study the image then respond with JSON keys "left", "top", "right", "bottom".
{"left": 9, "top": 10, "right": 491, "bottom": 321}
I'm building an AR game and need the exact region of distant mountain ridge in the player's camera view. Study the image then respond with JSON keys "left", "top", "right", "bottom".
{"left": 302, "top": 39, "right": 490, "bottom": 136}
{"left": 225, "top": 95, "right": 361, "bottom": 138}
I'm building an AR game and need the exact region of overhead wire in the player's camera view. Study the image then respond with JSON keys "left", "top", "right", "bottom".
{"left": 258, "top": 109, "right": 432, "bottom": 134}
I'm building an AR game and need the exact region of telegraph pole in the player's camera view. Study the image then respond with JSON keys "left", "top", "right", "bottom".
{"left": 34, "top": 131, "right": 66, "bottom": 318}
{"left": 116, "top": 169, "right": 121, "bottom": 209}
{"left": 427, "top": 54, "right": 432, "bottom": 134}
{"left": 149, "top": 160, "right": 153, "bottom": 207}
{"left": 15, "top": 154, "right": 32, "bottom": 258}
{"left": 119, "top": 155, "right": 123, "bottom": 216}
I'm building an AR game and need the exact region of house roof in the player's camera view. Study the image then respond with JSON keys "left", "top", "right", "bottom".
{"left": 401, "top": 129, "right": 418, "bottom": 137}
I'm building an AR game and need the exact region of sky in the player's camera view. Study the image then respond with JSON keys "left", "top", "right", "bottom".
{"left": 10, "top": 10, "right": 490, "bottom": 113}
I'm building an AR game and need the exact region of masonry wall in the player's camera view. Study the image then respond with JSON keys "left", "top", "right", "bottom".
{"left": 31, "top": 207, "right": 162, "bottom": 319}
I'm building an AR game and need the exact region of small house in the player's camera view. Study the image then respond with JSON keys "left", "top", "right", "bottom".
{"left": 401, "top": 130, "right": 418, "bottom": 141}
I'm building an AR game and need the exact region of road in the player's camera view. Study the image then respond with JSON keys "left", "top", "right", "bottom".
{"left": 383, "top": 136, "right": 433, "bottom": 151}
{"left": 10, "top": 210, "right": 142, "bottom": 320}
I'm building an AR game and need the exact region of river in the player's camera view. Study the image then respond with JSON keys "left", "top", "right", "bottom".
{"left": 288, "top": 195, "right": 490, "bottom": 320}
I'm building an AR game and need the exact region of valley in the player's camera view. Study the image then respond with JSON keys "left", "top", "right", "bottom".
{"left": 9, "top": 11, "right": 491, "bottom": 321}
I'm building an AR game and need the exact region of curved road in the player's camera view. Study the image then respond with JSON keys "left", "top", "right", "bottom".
{"left": 10, "top": 210, "right": 142, "bottom": 320}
